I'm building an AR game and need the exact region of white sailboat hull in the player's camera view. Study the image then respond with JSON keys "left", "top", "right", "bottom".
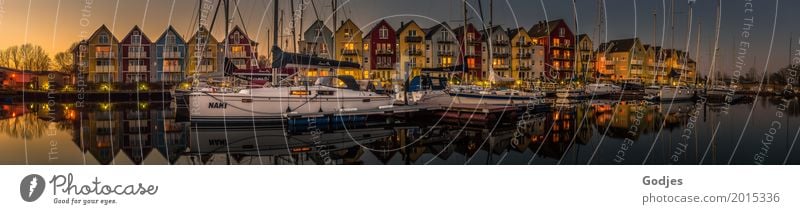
{"left": 188, "top": 86, "right": 393, "bottom": 121}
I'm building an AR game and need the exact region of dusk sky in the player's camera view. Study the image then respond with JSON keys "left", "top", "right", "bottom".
{"left": 0, "top": 0, "right": 797, "bottom": 78}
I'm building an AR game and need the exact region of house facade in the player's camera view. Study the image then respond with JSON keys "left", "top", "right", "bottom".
{"left": 576, "top": 34, "right": 594, "bottom": 81}
{"left": 396, "top": 21, "right": 425, "bottom": 79}
{"left": 300, "top": 20, "right": 334, "bottom": 59}
{"left": 424, "top": 22, "right": 456, "bottom": 78}
{"left": 334, "top": 19, "right": 365, "bottom": 79}
{"left": 482, "top": 25, "right": 511, "bottom": 81}
{"left": 223, "top": 26, "right": 259, "bottom": 70}
{"left": 529, "top": 19, "right": 575, "bottom": 81}
{"left": 78, "top": 25, "right": 119, "bottom": 84}
{"left": 363, "top": 20, "right": 397, "bottom": 85}
{"left": 186, "top": 26, "right": 220, "bottom": 78}
{"left": 154, "top": 26, "right": 187, "bottom": 84}
{"left": 508, "top": 27, "right": 534, "bottom": 82}
{"left": 455, "top": 23, "right": 482, "bottom": 82}
{"left": 119, "top": 26, "right": 153, "bottom": 83}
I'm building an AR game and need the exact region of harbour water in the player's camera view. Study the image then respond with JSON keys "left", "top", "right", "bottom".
{"left": 1, "top": 97, "right": 799, "bottom": 165}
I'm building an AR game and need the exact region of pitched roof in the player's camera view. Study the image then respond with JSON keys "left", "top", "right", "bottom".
{"left": 335, "top": 19, "right": 358, "bottom": 33}
{"left": 187, "top": 26, "right": 218, "bottom": 44}
{"left": 225, "top": 25, "right": 258, "bottom": 45}
{"left": 577, "top": 34, "right": 590, "bottom": 41}
{"left": 506, "top": 27, "right": 527, "bottom": 39}
{"left": 396, "top": 20, "right": 420, "bottom": 34}
{"left": 363, "top": 19, "right": 394, "bottom": 40}
{"left": 528, "top": 19, "right": 566, "bottom": 37}
{"left": 88, "top": 25, "right": 119, "bottom": 43}
{"left": 120, "top": 25, "right": 152, "bottom": 44}
{"left": 155, "top": 25, "right": 186, "bottom": 44}
{"left": 607, "top": 38, "right": 639, "bottom": 53}
{"left": 478, "top": 25, "right": 504, "bottom": 38}
{"left": 304, "top": 20, "right": 332, "bottom": 35}
{"left": 424, "top": 22, "right": 451, "bottom": 39}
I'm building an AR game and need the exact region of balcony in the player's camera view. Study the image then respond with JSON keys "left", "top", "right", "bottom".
{"left": 196, "top": 65, "right": 215, "bottom": 73}
{"left": 516, "top": 53, "right": 532, "bottom": 59}
{"left": 162, "top": 66, "right": 182, "bottom": 73}
{"left": 493, "top": 64, "right": 510, "bottom": 70}
{"left": 551, "top": 43, "right": 573, "bottom": 49}
{"left": 193, "top": 52, "right": 215, "bottom": 58}
{"left": 163, "top": 51, "right": 182, "bottom": 58}
{"left": 96, "top": 52, "right": 115, "bottom": 58}
{"left": 493, "top": 40, "right": 509, "bottom": 46}
{"left": 438, "top": 39, "right": 454, "bottom": 44}
{"left": 465, "top": 52, "right": 480, "bottom": 57}
{"left": 516, "top": 41, "right": 533, "bottom": 47}
{"left": 376, "top": 63, "right": 394, "bottom": 69}
{"left": 467, "top": 39, "right": 481, "bottom": 45}
{"left": 553, "top": 55, "right": 573, "bottom": 60}
{"left": 376, "top": 49, "right": 394, "bottom": 55}
{"left": 631, "top": 59, "right": 643, "bottom": 65}
{"left": 127, "top": 51, "right": 148, "bottom": 58}
{"left": 127, "top": 65, "right": 148, "bottom": 72}
{"left": 493, "top": 53, "right": 510, "bottom": 58}
{"left": 341, "top": 49, "right": 359, "bottom": 56}
{"left": 519, "top": 65, "right": 532, "bottom": 70}
{"left": 405, "top": 36, "right": 422, "bottom": 43}
{"left": 406, "top": 49, "right": 422, "bottom": 56}
{"left": 228, "top": 52, "right": 249, "bottom": 58}
{"left": 437, "top": 50, "right": 454, "bottom": 56}
{"left": 95, "top": 65, "right": 116, "bottom": 73}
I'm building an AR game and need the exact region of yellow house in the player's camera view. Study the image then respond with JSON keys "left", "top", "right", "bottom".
{"left": 576, "top": 34, "right": 594, "bottom": 81}
{"left": 186, "top": 26, "right": 219, "bottom": 79}
{"left": 596, "top": 38, "right": 646, "bottom": 82}
{"left": 397, "top": 21, "right": 426, "bottom": 79}
{"left": 508, "top": 27, "right": 533, "bottom": 81}
{"left": 85, "top": 25, "right": 119, "bottom": 83}
{"left": 334, "top": 19, "right": 365, "bottom": 79}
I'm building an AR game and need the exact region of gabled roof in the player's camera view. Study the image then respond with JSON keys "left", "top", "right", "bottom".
{"left": 120, "top": 25, "right": 152, "bottom": 43}
{"left": 304, "top": 20, "right": 332, "bottom": 36}
{"left": 88, "top": 25, "right": 119, "bottom": 44}
{"left": 528, "top": 19, "right": 566, "bottom": 38}
{"left": 155, "top": 25, "right": 186, "bottom": 44}
{"left": 224, "top": 25, "right": 258, "bottom": 45}
{"left": 577, "top": 34, "right": 590, "bottom": 41}
{"left": 424, "top": 22, "right": 451, "bottom": 39}
{"left": 187, "top": 26, "right": 218, "bottom": 44}
{"left": 478, "top": 25, "right": 504, "bottom": 38}
{"left": 606, "top": 38, "right": 639, "bottom": 53}
{"left": 335, "top": 19, "right": 359, "bottom": 33}
{"left": 506, "top": 27, "right": 528, "bottom": 39}
{"left": 363, "top": 19, "right": 394, "bottom": 40}
{"left": 396, "top": 20, "right": 421, "bottom": 34}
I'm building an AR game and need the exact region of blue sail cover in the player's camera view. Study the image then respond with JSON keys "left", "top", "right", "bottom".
{"left": 407, "top": 76, "right": 448, "bottom": 92}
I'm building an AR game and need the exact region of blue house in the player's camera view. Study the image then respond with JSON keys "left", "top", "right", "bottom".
{"left": 154, "top": 26, "right": 187, "bottom": 84}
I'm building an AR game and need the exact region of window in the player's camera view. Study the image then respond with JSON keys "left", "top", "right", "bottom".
{"left": 559, "top": 28, "right": 565, "bottom": 37}
{"left": 409, "top": 30, "right": 417, "bottom": 37}
{"left": 321, "top": 43, "right": 328, "bottom": 54}
{"left": 99, "top": 33, "right": 109, "bottom": 44}
{"left": 132, "top": 31, "right": 141, "bottom": 44}
{"left": 379, "top": 27, "right": 388, "bottom": 39}
{"left": 440, "top": 30, "right": 448, "bottom": 41}
{"left": 166, "top": 34, "right": 176, "bottom": 44}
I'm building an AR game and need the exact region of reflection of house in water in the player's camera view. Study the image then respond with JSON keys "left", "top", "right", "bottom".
{"left": 75, "top": 104, "right": 122, "bottom": 165}
{"left": 120, "top": 104, "right": 153, "bottom": 164}
{"left": 528, "top": 105, "right": 594, "bottom": 160}
{"left": 151, "top": 109, "right": 189, "bottom": 164}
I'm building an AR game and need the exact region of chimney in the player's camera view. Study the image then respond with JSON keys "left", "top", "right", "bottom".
{"left": 401, "top": 22, "right": 405, "bottom": 28}
{"left": 341, "top": 20, "right": 345, "bottom": 26}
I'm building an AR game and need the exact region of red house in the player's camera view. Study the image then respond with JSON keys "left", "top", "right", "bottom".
{"left": 529, "top": 19, "right": 575, "bottom": 80}
{"left": 223, "top": 26, "right": 259, "bottom": 70}
{"left": 454, "top": 23, "right": 482, "bottom": 82}
{"left": 119, "top": 25, "right": 153, "bottom": 83}
{"left": 363, "top": 19, "right": 397, "bottom": 84}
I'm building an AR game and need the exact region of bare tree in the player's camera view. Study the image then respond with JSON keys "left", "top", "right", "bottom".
{"left": 0, "top": 44, "right": 51, "bottom": 71}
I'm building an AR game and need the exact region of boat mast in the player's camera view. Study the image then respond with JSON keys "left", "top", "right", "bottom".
{"left": 272, "top": 0, "right": 279, "bottom": 86}
{"left": 695, "top": 21, "right": 700, "bottom": 85}
{"left": 463, "top": 0, "right": 468, "bottom": 83}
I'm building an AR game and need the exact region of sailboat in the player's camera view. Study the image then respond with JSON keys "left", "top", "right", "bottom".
{"left": 188, "top": 0, "right": 393, "bottom": 122}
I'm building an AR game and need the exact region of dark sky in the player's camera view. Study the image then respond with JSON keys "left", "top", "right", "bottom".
{"left": 1, "top": 0, "right": 796, "bottom": 77}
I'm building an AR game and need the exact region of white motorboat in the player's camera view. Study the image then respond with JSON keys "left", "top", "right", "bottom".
{"left": 584, "top": 83, "right": 621, "bottom": 96}
{"left": 646, "top": 86, "right": 695, "bottom": 102}
{"left": 644, "top": 85, "right": 662, "bottom": 95}
{"left": 188, "top": 76, "right": 393, "bottom": 122}
{"left": 449, "top": 87, "right": 544, "bottom": 106}
{"left": 556, "top": 87, "right": 587, "bottom": 99}
{"left": 397, "top": 76, "right": 453, "bottom": 107}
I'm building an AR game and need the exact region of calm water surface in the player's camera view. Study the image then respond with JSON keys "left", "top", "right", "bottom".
{"left": 1, "top": 97, "right": 799, "bottom": 165}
